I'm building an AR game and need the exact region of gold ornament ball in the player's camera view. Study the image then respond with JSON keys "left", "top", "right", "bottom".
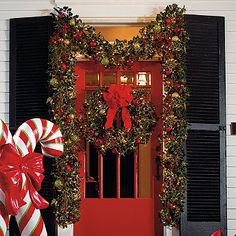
{"left": 70, "top": 19, "right": 76, "bottom": 26}
{"left": 172, "top": 92, "right": 180, "bottom": 98}
{"left": 133, "top": 42, "right": 140, "bottom": 50}
{"left": 99, "top": 109, "right": 106, "bottom": 115}
{"left": 71, "top": 134, "right": 79, "bottom": 141}
{"left": 101, "top": 57, "right": 110, "bottom": 66}
{"left": 172, "top": 36, "right": 180, "bottom": 42}
{"left": 50, "top": 78, "right": 58, "bottom": 87}
{"left": 153, "top": 24, "right": 161, "bottom": 32}
{"left": 69, "top": 114, "right": 75, "bottom": 120}
{"left": 54, "top": 179, "right": 63, "bottom": 189}
{"left": 64, "top": 39, "right": 70, "bottom": 45}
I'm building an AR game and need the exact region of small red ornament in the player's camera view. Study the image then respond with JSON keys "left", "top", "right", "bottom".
{"left": 66, "top": 164, "right": 72, "bottom": 172}
{"left": 112, "top": 148, "right": 119, "bottom": 154}
{"left": 72, "top": 145, "right": 80, "bottom": 153}
{"left": 74, "top": 31, "right": 83, "bottom": 40}
{"left": 166, "top": 127, "right": 172, "bottom": 132}
{"left": 63, "top": 54, "right": 69, "bottom": 61}
{"left": 135, "top": 138, "right": 141, "bottom": 144}
{"left": 69, "top": 215, "right": 74, "bottom": 221}
{"left": 165, "top": 79, "right": 172, "bottom": 85}
{"left": 165, "top": 18, "right": 172, "bottom": 25}
{"left": 49, "top": 37, "right": 55, "bottom": 44}
{"left": 57, "top": 108, "right": 64, "bottom": 116}
{"left": 58, "top": 13, "right": 65, "bottom": 19}
{"left": 95, "top": 138, "right": 103, "bottom": 146}
{"left": 165, "top": 70, "right": 172, "bottom": 76}
{"left": 176, "top": 16, "right": 183, "bottom": 22}
{"left": 126, "top": 58, "right": 134, "bottom": 66}
{"left": 165, "top": 215, "right": 172, "bottom": 223}
{"left": 90, "top": 41, "right": 97, "bottom": 47}
{"left": 173, "top": 28, "right": 181, "bottom": 33}
{"left": 168, "top": 202, "right": 176, "bottom": 209}
{"left": 61, "top": 63, "right": 67, "bottom": 70}
{"left": 175, "top": 83, "right": 182, "bottom": 90}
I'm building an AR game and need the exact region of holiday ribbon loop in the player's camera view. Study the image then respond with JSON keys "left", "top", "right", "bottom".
{"left": 0, "top": 143, "right": 48, "bottom": 216}
{"left": 103, "top": 85, "right": 133, "bottom": 129}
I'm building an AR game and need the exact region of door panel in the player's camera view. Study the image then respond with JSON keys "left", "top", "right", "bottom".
{"left": 74, "top": 62, "right": 162, "bottom": 236}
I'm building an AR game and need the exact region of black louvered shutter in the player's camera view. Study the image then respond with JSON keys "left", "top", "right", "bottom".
{"left": 9, "top": 16, "right": 56, "bottom": 235}
{"left": 181, "top": 15, "right": 226, "bottom": 235}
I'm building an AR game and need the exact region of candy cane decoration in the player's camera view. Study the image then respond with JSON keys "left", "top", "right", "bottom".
{"left": 0, "top": 120, "right": 13, "bottom": 236}
{"left": 0, "top": 118, "right": 64, "bottom": 236}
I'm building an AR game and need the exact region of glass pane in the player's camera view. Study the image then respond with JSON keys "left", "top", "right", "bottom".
{"left": 86, "top": 144, "right": 99, "bottom": 198}
{"left": 121, "top": 152, "right": 134, "bottom": 198}
{"left": 103, "top": 72, "right": 117, "bottom": 85}
{"left": 85, "top": 72, "right": 99, "bottom": 86}
{"left": 136, "top": 72, "right": 151, "bottom": 86}
{"left": 120, "top": 72, "right": 134, "bottom": 85}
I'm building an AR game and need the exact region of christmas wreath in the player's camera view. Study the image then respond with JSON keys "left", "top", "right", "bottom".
{"left": 79, "top": 85, "right": 157, "bottom": 156}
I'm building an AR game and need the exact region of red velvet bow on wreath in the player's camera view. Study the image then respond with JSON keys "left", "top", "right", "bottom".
{"left": 103, "top": 85, "right": 133, "bottom": 129}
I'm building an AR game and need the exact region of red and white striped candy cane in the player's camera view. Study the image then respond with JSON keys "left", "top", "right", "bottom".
{"left": 0, "top": 119, "right": 13, "bottom": 236}
{"left": 0, "top": 119, "right": 13, "bottom": 146}
{"left": 13, "top": 118, "right": 63, "bottom": 236}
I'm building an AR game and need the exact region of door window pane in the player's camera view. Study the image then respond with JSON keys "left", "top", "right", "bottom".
{"left": 120, "top": 72, "right": 134, "bottom": 85}
{"left": 85, "top": 72, "right": 99, "bottom": 86}
{"left": 103, "top": 72, "right": 117, "bottom": 85}
{"left": 136, "top": 72, "right": 151, "bottom": 86}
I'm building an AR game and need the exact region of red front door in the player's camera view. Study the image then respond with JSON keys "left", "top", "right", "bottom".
{"left": 74, "top": 61, "right": 163, "bottom": 236}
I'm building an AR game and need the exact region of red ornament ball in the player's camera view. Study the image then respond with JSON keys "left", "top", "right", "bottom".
{"left": 175, "top": 83, "right": 182, "bottom": 90}
{"left": 57, "top": 108, "right": 64, "bottom": 116}
{"left": 176, "top": 16, "right": 183, "bottom": 22}
{"left": 66, "top": 164, "right": 72, "bottom": 172}
{"left": 168, "top": 202, "right": 176, "bottom": 209}
{"left": 95, "top": 138, "right": 104, "bottom": 146}
{"left": 165, "top": 70, "right": 172, "bottom": 76}
{"left": 90, "top": 41, "right": 97, "bottom": 47}
{"left": 166, "top": 127, "right": 172, "bottom": 132}
{"left": 165, "top": 215, "right": 172, "bottom": 223}
{"left": 135, "top": 138, "right": 141, "bottom": 144}
{"left": 61, "top": 63, "right": 67, "bottom": 70}
{"left": 58, "top": 13, "right": 65, "bottom": 19}
{"left": 126, "top": 58, "right": 134, "bottom": 66}
{"left": 173, "top": 28, "right": 181, "bottom": 33}
{"left": 74, "top": 31, "right": 83, "bottom": 40}
{"left": 165, "top": 18, "right": 172, "bottom": 25}
{"left": 69, "top": 215, "right": 75, "bottom": 221}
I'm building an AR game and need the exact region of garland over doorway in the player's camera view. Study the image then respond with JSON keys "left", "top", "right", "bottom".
{"left": 48, "top": 4, "right": 189, "bottom": 228}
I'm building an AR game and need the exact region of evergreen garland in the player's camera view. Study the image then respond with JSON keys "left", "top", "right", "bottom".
{"left": 48, "top": 4, "right": 189, "bottom": 228}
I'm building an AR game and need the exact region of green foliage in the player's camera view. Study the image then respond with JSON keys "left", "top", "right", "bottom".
{"left": 48, "top": 3, "right": 189, "bottom": 228}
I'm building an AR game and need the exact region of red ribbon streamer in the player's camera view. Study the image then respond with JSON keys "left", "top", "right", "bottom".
{"left": 103, "top": 85, "right": 133, "bottom": 129}
{"left": 0, "top": 144, "right": 48, "bottom": 215}
{"left": 211, "top": 230, "right": 222, "bottom": 236}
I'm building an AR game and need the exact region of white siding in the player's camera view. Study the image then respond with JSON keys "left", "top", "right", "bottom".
{"left": 0, "top": 0, "right": 236, "bottom": 235}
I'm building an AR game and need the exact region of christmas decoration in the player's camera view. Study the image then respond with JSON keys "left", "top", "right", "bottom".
{"left": 48, "top": 4, "right": 189, "bottom": 228}
{"left": 0, "top": 118, "right": 63, "bottom": 235}
{"left": 211, "top": 230, "right": 222, "bottom": 236}
{"left": 79, "top": 86, "right": 157, "bottom": 156}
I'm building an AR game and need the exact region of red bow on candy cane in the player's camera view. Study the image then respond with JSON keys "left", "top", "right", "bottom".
{"left": 103, "top": 85, "right": 133, "bottom": 129}
{"left": 0, "top": 144, "right": 48, "bottom": 215}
